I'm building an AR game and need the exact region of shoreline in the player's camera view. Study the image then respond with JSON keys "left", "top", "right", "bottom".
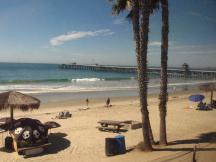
{"left": 1, "top": 78, "right": 215, "bottom": 100}
{"left": 30, "top": 83, "right": 205, "bottom": 103}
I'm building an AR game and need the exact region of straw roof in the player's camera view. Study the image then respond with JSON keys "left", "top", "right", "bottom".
{"left": 0, "top": 91, "right": 40, "bottom": 111}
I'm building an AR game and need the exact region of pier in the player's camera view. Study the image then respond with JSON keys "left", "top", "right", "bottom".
{"left": 59, "top": 64, "right": 216, "bottom": 79}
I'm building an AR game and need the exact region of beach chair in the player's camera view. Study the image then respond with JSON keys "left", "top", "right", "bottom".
{"left": 56, "top": 110, "right": 72, "bottom": 119}
{"left": 196, "top": 104, "right": 212, "bottom": 111}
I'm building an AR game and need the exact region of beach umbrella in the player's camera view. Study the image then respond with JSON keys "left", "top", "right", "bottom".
{"left": 189, "top": 94, "right": 205, "bottom": 102}
{"left": 44, "top": 121, "right": 61, "bottom": 129}
{"left": 0, "top": 91, "right": 40, "bottom": 128}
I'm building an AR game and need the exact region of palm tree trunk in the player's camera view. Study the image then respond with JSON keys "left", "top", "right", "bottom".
{"left": 159, "top": 0, "right": 169, "bottom": 145}
{"left": 148, "top": 119, "right": 155, "bottom": 144}
{"left": 131, "top": 0, "right": 155, "bottom": 146}
{"left": 138, "top": 0, "right": 152, "bottom": 151}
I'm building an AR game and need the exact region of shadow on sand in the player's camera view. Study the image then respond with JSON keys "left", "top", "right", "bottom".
{"left": 24, "top": 132, "right": 70, "bottom": 158}
{"left": 46, "top": 132, "right": 71, "bottom": 154}
{"left": 0, "top": 147, "right": 13, "bottom": 153}
{"left": 154, "top": 131, "right": 216, "bottom": 152}
{"left": 143, "top": 132, "right": 216, "bottom": 162}
{"left": 0, "top": 132, "right": 71, "bottom": 157}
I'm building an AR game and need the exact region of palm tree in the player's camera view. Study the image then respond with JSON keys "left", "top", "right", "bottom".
{"left": 158, "top": 0, "right": 169, "bottom": 145}
{"left": 109, "top": 0, "right": 159, "bottom": 150}
{"left": 138, "top": 0, "right": 152, "bottom": 151}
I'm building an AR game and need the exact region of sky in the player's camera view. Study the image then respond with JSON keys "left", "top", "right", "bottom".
{"left": 0, "top": 0, "right": 216, "bottom": 68}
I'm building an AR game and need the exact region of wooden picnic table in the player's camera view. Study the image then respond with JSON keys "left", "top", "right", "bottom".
{"left": 97, "top": 120, "right": 126, "bottom": 133}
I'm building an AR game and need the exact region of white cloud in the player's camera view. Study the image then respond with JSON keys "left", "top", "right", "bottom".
{"left": 149, "top": 41, "right": 161, "bottom": 47}
{"left": 113, "top": 18, "right": 126, "bottom": 25}
{"left": 50, "top": 29, "right": 114, "bottom": 46}
{"left": 149, "top": 41, "right": 174, "bottom": 47}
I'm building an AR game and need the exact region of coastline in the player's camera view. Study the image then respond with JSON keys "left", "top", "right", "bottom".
{"left": 28, "top": 79, "right": 213, "bottom": 103}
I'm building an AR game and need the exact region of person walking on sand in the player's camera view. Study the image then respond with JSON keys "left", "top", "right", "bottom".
{"left": 106, "top": 97, "right": 111, "bottom": 108}
{"left": 173, "top": 86, "right": 176, "bottom": 93}
{"left": 86, "top": 98, "right": 89, "bottom": 108}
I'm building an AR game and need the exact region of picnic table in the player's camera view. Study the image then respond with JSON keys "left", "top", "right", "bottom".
{"left": 97, "top": 120, "right": 126, "bottom": 133}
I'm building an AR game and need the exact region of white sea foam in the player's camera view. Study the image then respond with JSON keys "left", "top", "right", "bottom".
{"left": 71, "top": 78, "right": 103, "bottom": 82}
{"left": 0, "top": 79, "right": 215, "bottom": 94}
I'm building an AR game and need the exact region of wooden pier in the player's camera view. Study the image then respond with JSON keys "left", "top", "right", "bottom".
{"left": 59, "top": 64, "right": 216, "bottom": 79}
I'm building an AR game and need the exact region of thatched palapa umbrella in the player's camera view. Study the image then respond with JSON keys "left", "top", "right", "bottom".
{"left": 0, "top": 91, "right": 40, "bottom": 127}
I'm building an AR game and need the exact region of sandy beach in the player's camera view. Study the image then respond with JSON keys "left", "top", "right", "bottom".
{"left": 0, "top": 90, "right": 216, "bottom": 162}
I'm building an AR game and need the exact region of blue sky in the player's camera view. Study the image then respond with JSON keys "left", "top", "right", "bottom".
{"left": 0, "top": 0, "right": 215, "bottom": 68}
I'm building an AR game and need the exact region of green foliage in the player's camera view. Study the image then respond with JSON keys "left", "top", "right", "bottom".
{"left": 109, "top": 0, "right": 160, "bottom": 19}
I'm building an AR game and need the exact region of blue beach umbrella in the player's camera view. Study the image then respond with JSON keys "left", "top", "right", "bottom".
{"left": 189, "top": 94, "right": 205, "bottom": 102}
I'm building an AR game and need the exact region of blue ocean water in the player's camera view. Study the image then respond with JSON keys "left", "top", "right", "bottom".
{"left": 0, "top": 63, "right": 137, "bottom": 93}
{"left": 0, "top": 63, "right": 136, "bottom": 83}
{"left": 0, "top": 63, "right": 214, "bottom": 95}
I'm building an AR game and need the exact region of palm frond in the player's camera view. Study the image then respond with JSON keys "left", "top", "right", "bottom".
{"left": 149, "top": 0, "right": 160, "bottom": 13}
{"left": 109, "top": 0, "right": 160, "bottom": 17}
{"left": 126, "top": 0, "right": 139, "bottom": 21}
{"left": 126, "top": 10, "right": 133, "bottom": 21}
{"left": 111, "top": 0, "right": 128, "bottom": 15}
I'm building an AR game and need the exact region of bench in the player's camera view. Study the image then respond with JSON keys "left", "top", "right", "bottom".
{"left": 97, "top": 120, "right": 126, "bottom": 133}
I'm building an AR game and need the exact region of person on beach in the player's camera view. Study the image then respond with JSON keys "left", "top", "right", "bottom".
{"left": 173, "top": 86, "right": 176, "bottom": 93}
{"left": 106, "top": 97, "right": 111, "bottom": 108}
{"left": 198, "top": 100, "right": 206, "bottom": 109}
{"left": 86, "top": 98, "right": 89, "bottom": 108}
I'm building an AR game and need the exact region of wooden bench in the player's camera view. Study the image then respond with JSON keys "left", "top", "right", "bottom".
{"left": 97, "top": 120, "right": 126, "bottom": 133}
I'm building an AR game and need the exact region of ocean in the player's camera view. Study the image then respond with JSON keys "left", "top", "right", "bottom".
{"left": 0, "top": 63, "right": 137, "bottom": 93}
{"left": 0, "top": 63, "right": 215, "bottom": 102}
